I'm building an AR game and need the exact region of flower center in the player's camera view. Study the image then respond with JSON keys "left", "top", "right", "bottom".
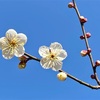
{"left": 48, "top": 49, "right": 57, "bottom": 60}
{"left": 51, "top": 54, "right": 55, "bottom": 58}
{"left": 49, "top": 54, "right": 55, "bottom": 60}
{"left": 9, "top": 39, "right": 17, "bottom": 47}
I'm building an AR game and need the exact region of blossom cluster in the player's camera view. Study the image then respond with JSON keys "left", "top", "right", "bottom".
{"left": 0, "top": 29, "right": 68, "bottom": 81}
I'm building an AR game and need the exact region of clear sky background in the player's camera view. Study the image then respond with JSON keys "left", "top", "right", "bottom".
{"left": 0, "top": 0, "right": 100, "bottom": 100}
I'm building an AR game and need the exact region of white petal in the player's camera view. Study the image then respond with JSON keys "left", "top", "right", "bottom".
{"left": 6, "top": 29, "right": 17, "bottom": 40}
{"left": 50, "top": 42, "right": 62, "bottom": 50}
{"left": 16, "top": 33, "right": 27, "bottom": 45}
{"left": 40, "top": 58, "right": 52, "bottom": 69}
{"left": 57, "top": 50, "right": 67, "bottom": 61}
{"left": 0, "top": 37, "right": 5, "bottom": 49}
{"left": 1, "top": 38, "right": 10, "bottom": 50}
{"left": 52, "top": 60, "right": 62, "bottom": 71}
{"left": 2, "top": 47, "right": 14, "bottom": 59}
{"left": 39, "top": 46, "right": 49, "bottom": 57}
{"left": 14, "top": 46, "right": 25, "bottom": 57}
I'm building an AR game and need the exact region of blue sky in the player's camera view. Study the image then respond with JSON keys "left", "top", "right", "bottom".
{"left": 0, "top": 0, "right": 100, "bottom": 100}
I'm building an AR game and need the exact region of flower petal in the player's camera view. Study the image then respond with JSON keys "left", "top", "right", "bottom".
{"left": 2, "top": 47, "right": 14, "bottom": 59}
{"left": 14, "top": 45, "right": 25, "bottom": 57}
{"left": 0, "top": 37, "right": 5, "bottom": 49}
{"left": 6, "top": 29, "right": 17, "bottom": 40}
{"left": 1, "top": 38, "right": 10, "bottom": 50}
{"left": 50, "top": 42, "right": 62, "bottom": 50}
{"left": 39, "top": 46, "right": 49, "bottom": 57}
{"left": 16, "top": 33, "right": 27, "bottom": 46}
{"left": 52, "top": 60, "right": 62, "bottom": 71}
{"left": 57, "top": 50, "right": 67, "bottom": 61}
{"left": 40, "top": 58, "right": 52, "bottom": 69}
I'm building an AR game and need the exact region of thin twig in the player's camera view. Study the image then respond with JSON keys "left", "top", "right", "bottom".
{"left": 24, "top": 52, "right": 100, "bottom": 89}
{"left": 24, "top": 52, "right": 40, "bottom": 62}
{"left": 72, "top": 0, "right": 100, "bottom": 85}
{"left": 59, "top": 70, "right": 100, "bottom": 89}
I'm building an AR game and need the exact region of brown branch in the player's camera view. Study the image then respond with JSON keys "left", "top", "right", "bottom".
{"left": 24, "top": 52, "right": 100, "bottom": 89}
{"left": 59, "top": 70, "right": 100, "bottom": 89}
{"left": 72, "top": 0, "right": 100, "bottom": 85}
{"left": 24, "top": 52, "right": 40, "bottom": 62}
{"left": 23, "top": 0, "right": 100, "bottom": 89}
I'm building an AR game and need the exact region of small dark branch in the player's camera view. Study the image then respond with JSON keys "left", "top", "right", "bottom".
{"left": 24, "top": 52, "right": 100, "bottom": 89}
{"left": 24, "top": 52, "right": 40, "bottom": 62}
{"left": 59, "top": 70, "right": 100, "bottom": 89}
{"left": 93, "top": 67, "right": 100, "bottom": 85}
{"left": 72, "top": 0, "right": 80, "bottom": 19}
{"left": 81, "top": 25, "right": 95, "bottom": 68}
{"left": 72, "top": 0, "right": 100, "bottom": 85}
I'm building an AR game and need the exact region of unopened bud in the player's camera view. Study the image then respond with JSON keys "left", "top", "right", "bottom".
{"left": 18, "top": 61, "right": 26, "bottom": 69}
{"left": 68, "top": 2, "right": 74, "bottom": 8}
{"left": 95, "top": 60, "right": 100, "bottom": 66}
{"left": 80, "top": 50, "right": 88, "bottom": 57}
{"left": 86, "top": 32, "right": 91, "bottom": 38}
{"left": 91, "top": 74, "right": 95, "bottom": 79}
{"left": 57, "top": 72, "right": 67, "bottom": 81}
{"left": 80, "top": 16, "right": 87, "bottom": 23}
{"left": 80, "top": 33, "right": 91, "bottom": 40}
{"left": 87, "top": 48, "right": 91, "bottom": 54}
{"left": 19, "top": 55, "right": 27, "bottom": 61}
{"left": 80, "top": 35, "right": 85, "bottom": 39}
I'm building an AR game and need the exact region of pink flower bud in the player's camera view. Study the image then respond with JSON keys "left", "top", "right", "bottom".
{"left": 86, "top": 32, "right": 91, "bottom": 38}
{"left": 91, "top": 75, "right": 95, "bottom": 79}
{"left": 87, "top": 48, "right": 91, "bottom": 54}
{"left": 80, "top": 35, "right": 85, "bottom": 39}
{"left": 95, "top": 60, "right": 100, "bottom": 66}
{"left": 80, "top": 16, "right": 87, "bottom": 23}
{"left": 80, "top": 50, "right": 88, "bottom": 57}
{"left": 80, "top": 33, "right": 91, "bottom": 40}
{"left": 68, "top": 2, "right": 74, "bottom": 8}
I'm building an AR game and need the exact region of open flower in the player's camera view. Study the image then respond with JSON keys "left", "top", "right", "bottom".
{"left": 0, "top": 29, "right": 27, "bottom": 59}
{"left": 38, "top": 42, "right": 67, "bottom": 71}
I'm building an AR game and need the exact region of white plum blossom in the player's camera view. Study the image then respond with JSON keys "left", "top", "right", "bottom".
{"left": 39, "top": 42, "right": 67, "bottom": 71}
{"left": 0, "top": 29, "right": 27, "bottom": 59}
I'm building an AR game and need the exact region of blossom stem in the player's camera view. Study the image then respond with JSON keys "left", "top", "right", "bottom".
{"left": 24, "top": 52, "right": 100, "bottom": 89}
{"left": 24, "top": 52, "right": 40, "bottom": 62}
{"left": 72, "top": 0, "right": 100, "bottom": 85}
{"left": 59, "top": 70, "right": 100, "bottom": 89}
